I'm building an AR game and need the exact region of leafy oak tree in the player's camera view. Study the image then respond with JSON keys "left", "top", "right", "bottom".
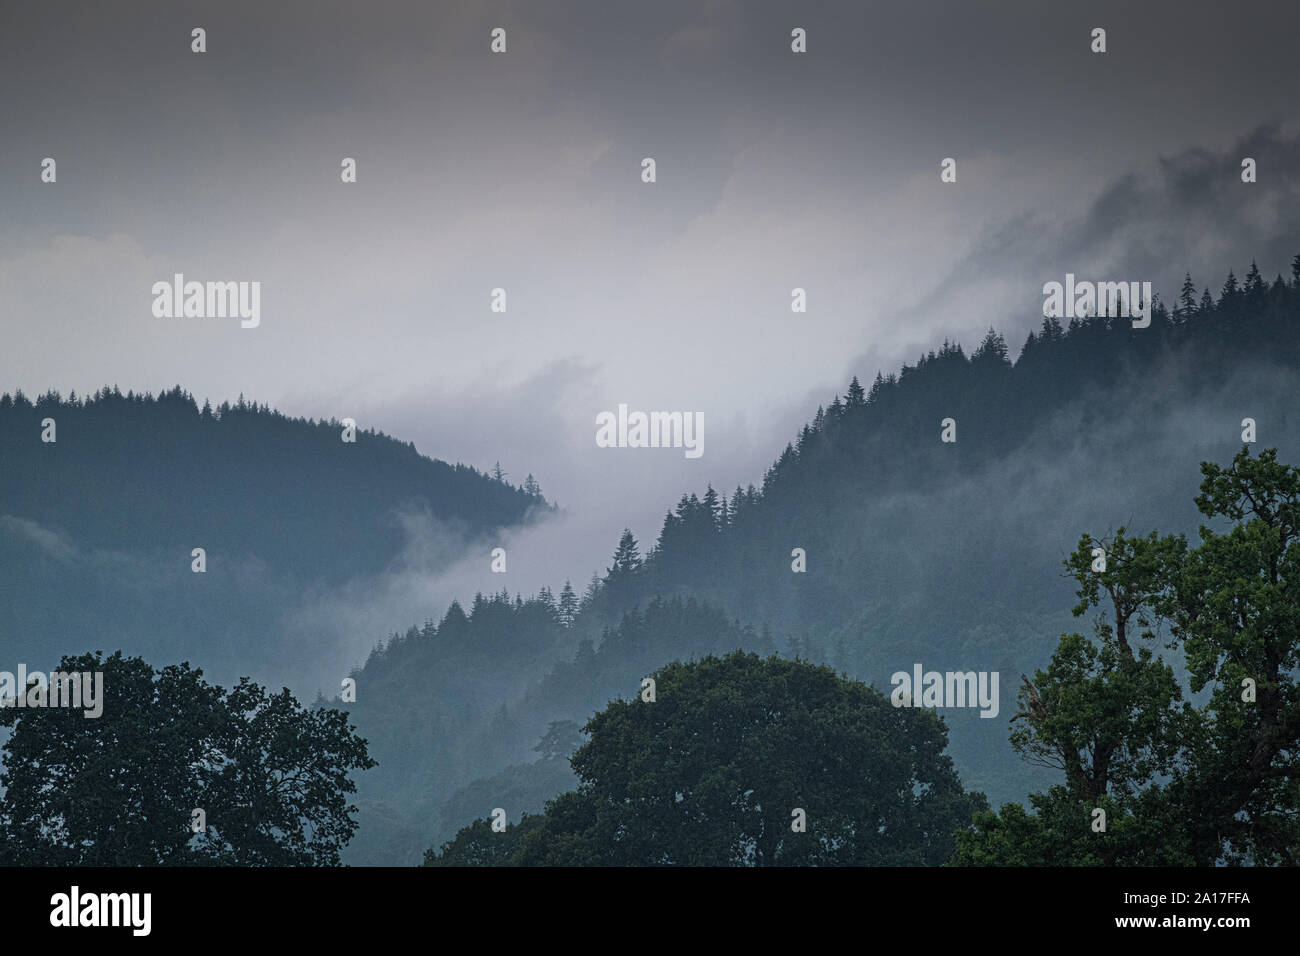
{"left": 426, "top": 651, "right": 985, "bottom": 865}
{"left": 1167, "top": 447, "right": 1300, "bottom": 864}
{"left": 0, "top": 651, "right": 376, "bottom": 866}
{"left": 954, "top": 447, "right": 1300, "bottom": 865}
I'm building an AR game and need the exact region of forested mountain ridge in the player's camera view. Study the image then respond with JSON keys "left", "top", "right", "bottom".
{"left": 0, "top": 385, "right": 552, "bottom": 692}
{"left": 592, "top": 258, "right": 1300, "bottom": 640}
{"left": 340, "top": 257, "right": 1300, "bottom": 863}
{"left": 0, "top": 385, "right": 549, "bottom": 582}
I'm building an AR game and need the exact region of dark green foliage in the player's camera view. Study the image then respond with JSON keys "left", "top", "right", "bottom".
{"left": 955, "top": 447, "right": 1300, "bottom": 865}
{"left": 428, "top": 652, "right": 985, "bottom": 866}
{"left": 424, "top": 814, "right": 546, "bottom": 867}
{"left": 0, "top": 651, "right": 376, "bottom": 866}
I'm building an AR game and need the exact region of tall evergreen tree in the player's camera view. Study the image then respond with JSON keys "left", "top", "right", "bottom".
{"left": 1177, "top": 273, "right": 1197, "bottom": 320}
{"left": 1038, "top": 315, "right": 1065, "bottom": 342}
{"left": 537, "top": 585, "right": 556, "bottom": 614}
{"left": 558, "top": 580, "right": 579, "bottom": 627}
{"left": 845, "top": 376, "right": 867, "bottom": 408}
{"left": 972, "top": 327, "right": 1011, "bottom": 367}
{"left": 1244, "top": 260, "right": 1266, "bottom": 303}
{"left": 608, "top": 529, "right": 642, "bottom": 581}
{"left": 702, "top": 485, "right": 722, "bottom": 532}
{"left": 1221, "top": 269, "right": 1240, "bottom": 302}
{"left": 582, "top": 573, "right": 603, "bottom": 609}
{"left": 729, "top": 485, "right": 747, "bottom": 524}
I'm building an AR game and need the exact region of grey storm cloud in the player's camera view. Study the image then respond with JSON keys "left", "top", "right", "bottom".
{"left": 3, "top": 0, "right": 1300, "bottom": 651}
{"left": 864, "top": 124, "right": 1300, "bottom": 374}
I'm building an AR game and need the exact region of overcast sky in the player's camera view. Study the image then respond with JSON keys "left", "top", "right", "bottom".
{"left": 4, "top": 0, "right": 1300, "bottom": 609}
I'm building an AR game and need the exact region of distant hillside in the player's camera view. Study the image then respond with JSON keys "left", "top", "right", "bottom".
{"left": 0, "top": 386, "right": 546, "bottom": 581}
{"left": 0, "top": 386, "right": 550, "bottom": 690}
{"left": 591, "top": 258, "right": 1300, "bottom": 641}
